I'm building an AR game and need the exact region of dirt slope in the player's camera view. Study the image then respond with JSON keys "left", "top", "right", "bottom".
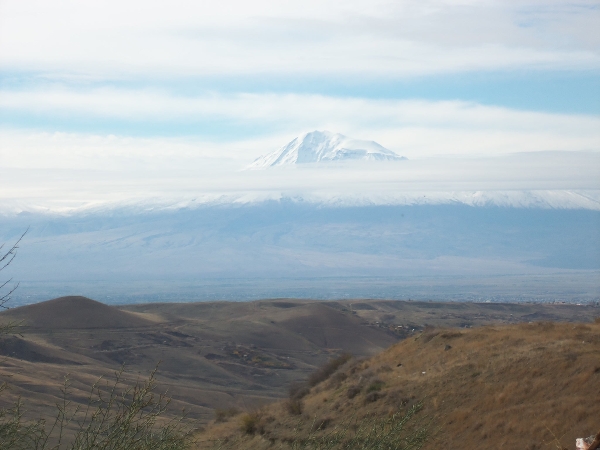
{"left": 196, "top": 320, "right": 600, "bottom": 449}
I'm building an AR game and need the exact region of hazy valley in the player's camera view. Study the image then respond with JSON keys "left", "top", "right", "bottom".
{"left": 3, "top": 203, "right": 599, "bottom": 306}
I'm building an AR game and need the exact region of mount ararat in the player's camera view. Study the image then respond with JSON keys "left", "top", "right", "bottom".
{"left": 247, "top": 131, "right": 405, "bottom": 169}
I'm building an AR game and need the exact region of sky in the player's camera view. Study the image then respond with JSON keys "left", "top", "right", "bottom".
{"left": 0, "top": 0, "right": 599, "bottom": 211}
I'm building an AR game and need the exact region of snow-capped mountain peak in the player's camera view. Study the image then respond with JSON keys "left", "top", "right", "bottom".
{"left": 247, "top": 131, "right": 405, "bottom": 169}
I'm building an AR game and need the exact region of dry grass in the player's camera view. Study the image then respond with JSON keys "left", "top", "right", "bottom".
{"left": 0, "top": 367, "right": 194, "bottom": 450}
{"left": 194, "top": 320, "right": 600, "bottom": 450}
{"left": 206, "top": 403, "right": 429, "bottom": 450}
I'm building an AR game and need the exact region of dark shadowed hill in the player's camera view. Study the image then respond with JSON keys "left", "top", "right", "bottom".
{"left": 0, "top": 296, "right": 153, "bottom": 329}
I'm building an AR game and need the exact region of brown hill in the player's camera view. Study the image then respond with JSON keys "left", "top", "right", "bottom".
{"left": 269, "top": 302, "right": 397, "bottom": 354}
{"left": 0, "top": 298, "right": 596, "bottom": 441}
{"left": 0, "top": 296, "right": 153, "bottom": 329}
{"left": 196, "top": 320, "right": 600, "bottom": 450}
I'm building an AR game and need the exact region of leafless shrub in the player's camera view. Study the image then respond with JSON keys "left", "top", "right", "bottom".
{"left": 240, "top": 412, "right": 264, "bottom": 435}
{"left": 364, "top": 391, "right": 384, "bottom": 404}
{"left": 377, "top": 365, "right": 392, "bottom": 374}
{"left": 326, "top": 372, "right": 348, "bottom": 390}
{"left": 347, "top": 385, "right": 361, "bottom": 400}
{"left": 366, "top": 379, "right": 384, "bottom": 393}
{"left": 289, "top": 382, "right": 310, "bottom": 401}
{"left": 307, "top": 354, "right": 352, "bottom": 388}
{"left": 214, "top": 408, "right": 240, "bottom": 423}
{"left": 285, "top": 398, "right": 304, "bottom": 416}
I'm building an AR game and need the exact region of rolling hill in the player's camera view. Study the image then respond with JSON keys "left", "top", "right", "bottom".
{"left": 0, "top": 296, "right": 598, "bottom": 446}
{"left": 0, "top": 296, "right": 153, "bottom": 329}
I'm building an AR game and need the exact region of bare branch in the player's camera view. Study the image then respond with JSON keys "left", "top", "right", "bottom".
{"left": 0, "top": 229, "right": 28, "bottom": 311}
{"left": 0, "top": 229, "right": 28, "bottom": 272}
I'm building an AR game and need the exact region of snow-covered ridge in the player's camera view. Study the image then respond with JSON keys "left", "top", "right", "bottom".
{"left": 2, "top": 190, "right": 599, "bottom": 217}
{"left": 247, "top": 131, "right": 405, "bottom": 169}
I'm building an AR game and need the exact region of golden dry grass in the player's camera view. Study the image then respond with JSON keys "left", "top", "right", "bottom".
{"left": 194, "top": 320, "right": 600, "bottom": 449}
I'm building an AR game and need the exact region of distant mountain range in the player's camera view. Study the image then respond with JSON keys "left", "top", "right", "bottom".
{"left": 3, "top": 202, "right": 599, "bottom": 306}
{"left": 247, "top": 131, "right": 406, "bottom": 169}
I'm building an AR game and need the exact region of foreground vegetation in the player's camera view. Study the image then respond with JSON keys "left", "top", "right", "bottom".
{"left": 0, "top": 367, "right": 194, "bottom": 450}
{"left": 0, "top": 360, "right": 431, "bottom": 450}
{"left": 286, "top": 405, "right": 429, "bottom": 450}
{"left": 0, "top": 366, "right": 430, "bottom": 450}
{"left": 212, "top": 403, "right": 429, "bottom": 450}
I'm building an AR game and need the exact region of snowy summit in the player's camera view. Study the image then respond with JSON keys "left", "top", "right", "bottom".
{"left": 247, "top": 131, "right": 406, "bottom": 169}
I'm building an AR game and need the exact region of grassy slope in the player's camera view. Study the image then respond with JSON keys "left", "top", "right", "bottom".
{"left": 196, "top": 320, "right": 600, "bottom": 449}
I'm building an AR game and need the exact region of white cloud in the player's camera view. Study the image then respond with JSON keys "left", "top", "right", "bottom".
{"left": 1, "top": 0, "right": 598, "bottom": 78}
{"left": 2, "top": 0, "right": 599, "bottom": 212}
{"left": 1, "top": 128, "right": 599, "bottom": 212}
{"left": 2, "top": 90, "right": 599, "bottom": 159}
